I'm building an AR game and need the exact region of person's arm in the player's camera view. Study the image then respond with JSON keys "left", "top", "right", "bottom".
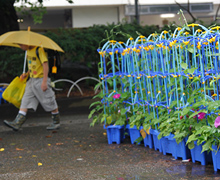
{"left": 41, "top": 61, "right": 49, "bottom": 91}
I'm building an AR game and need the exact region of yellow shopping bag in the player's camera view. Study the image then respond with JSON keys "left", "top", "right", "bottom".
{"left": 2, "top": 76, "right": 28, "bottom": 108}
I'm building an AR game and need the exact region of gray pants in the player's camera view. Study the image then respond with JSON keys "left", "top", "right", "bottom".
{"left": 20, "top": 78, "right": 58, "bottom": 112}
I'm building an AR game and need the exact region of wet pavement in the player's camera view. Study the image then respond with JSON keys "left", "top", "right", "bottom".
{"left": 0, "top": 97, "right": 220, "bottom": 180}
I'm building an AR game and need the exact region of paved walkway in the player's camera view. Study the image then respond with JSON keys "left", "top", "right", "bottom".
{"left": 0, "top": 97, "right": 220, "bottom": 180}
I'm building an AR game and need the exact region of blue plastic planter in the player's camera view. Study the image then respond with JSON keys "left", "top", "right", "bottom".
{"left": 104, "top": 125, "right": 125, "bottom": 144}
{"left": 190, "top": 141, "right": 212, "bottom": 165}
{"left": 150, "top": 129, "right": 163, "bottom": 152}
{"left": 172, "top": 137, "right": 191, "bottom": 160}
{"left": 161, "top": 134, "right": 174, "bottom": 156}
{"left": 211, "top": 145, "right": 220, "bottom": 171}
{"left": 127, "top": 125, "right": 142, "bottom": 145}
{"left": 140, "top": 126, "right": 154, "bottom": 148}
{"left": 161, "top": 134, "right": 191, "bottom": 160}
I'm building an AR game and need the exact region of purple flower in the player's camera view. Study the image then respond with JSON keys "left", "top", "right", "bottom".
{"left": 198, "top": 112, "right": 206, "bottom": 120}
{"left": 214, "top": 116, "right": 220, "bottom": 128}
{"left": 113, "top": 94, "right": 121, "bottom": 99}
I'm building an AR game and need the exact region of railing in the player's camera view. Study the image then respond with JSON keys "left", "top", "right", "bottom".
{"left": 53, "top": 76, "right": 100, "bottom": 97}
{"left": 0, "top": 76, "right": 100, "bottom": 105}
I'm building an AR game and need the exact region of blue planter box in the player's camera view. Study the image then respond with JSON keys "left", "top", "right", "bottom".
{"left": 127, "top": 125, "right": 142, "bottom": 145}
{"left": 190, "top": 141, "right": 212, "bottom": 165}
{"left": 104, "top": 125, "right": 125, "bottom": 144}
{"left": 150, "top": 129, "right": 163, "bottom": 152}
{"left": 140, "top": 126, "right": 154, "bottom": 149}
{"left": 161, "top": 134, "right": 191, "bottom": 160}
{"left": 161, "top": 135, "right": 174, "bottom": 156}
{"left": 211, "top": 145, "right": 220, "bottom": 171}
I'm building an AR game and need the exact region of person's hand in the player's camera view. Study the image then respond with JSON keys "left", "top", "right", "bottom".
{"left": 41, "top": 81, "right": 48, "bottom": 92}
{"left": 20, "top": 72, "right": 29, "bottom": 80}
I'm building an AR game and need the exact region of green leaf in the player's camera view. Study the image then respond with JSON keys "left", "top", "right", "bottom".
{"left": 187, "top": 141, "right": 195, "bottom": 149}
{"left": 89, "top": 101, "right": 102, "bottom": 109}
{"left": 187, "top": 46, "right": 194, "bottom": 54}
{"left": 182, "top": 106, "right": 191, "bottom": 116}
{"left": 187, "top": 134, "right": 197, "bottom": 143}
{"left": 120, "top": 108, "right": 127, "bottom": 114}
{"left": 134, "top": 136, "right": 143, "bottom": 144}
{"left": 201, "top": 140, "right": 212, "bottom": 153}
{"left": 121, "top": 92, "right": 128, "bottom": 99}
{"left": 188, "top": 67, "right": 197, "bottom": 75}
{"left": 88, "top": 109, "right": 96, "bottom": 119}
{"left": 191, "top": 77, "right": 200, "bottom": 83}
{"left": 94, "top": 82, "right": 102, "bottom": 91}
{"left": 106, "top": 116, "right": 112, "bottom": 124}
{"left": 98, "top": 68, "right": 103, "bottom": 73}
{"left": 180, "top": 62, "right": 188, "bottom": 69}
{"left": 209, "top": 53, "right": 220, "bottom": 56}
{"left": 210, "top": 80, "right": 215, "bottom": 86}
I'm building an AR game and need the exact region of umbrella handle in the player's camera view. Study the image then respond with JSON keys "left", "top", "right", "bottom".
{"left": 23, "top": 50, "right": 27, "bottom": 74}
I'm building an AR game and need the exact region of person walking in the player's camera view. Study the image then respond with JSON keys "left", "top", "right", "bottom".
{"left": 4, "top": 44, "right": 60, "bottom": 131}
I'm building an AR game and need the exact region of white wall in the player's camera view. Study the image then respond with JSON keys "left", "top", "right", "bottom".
{"left": 72, "top": 6, "right": 121, "bottom": 28}
{"left": 18, "top": 9, "right": 66, "bottom": 30}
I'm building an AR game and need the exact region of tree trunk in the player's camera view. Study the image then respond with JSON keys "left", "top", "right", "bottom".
{"left": 0, "top": 0, "right": 19, "bottom": 35}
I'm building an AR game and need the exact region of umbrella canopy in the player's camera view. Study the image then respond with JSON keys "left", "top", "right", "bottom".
{"left": 0, "top": 28, "right": 64, "bottom": 53}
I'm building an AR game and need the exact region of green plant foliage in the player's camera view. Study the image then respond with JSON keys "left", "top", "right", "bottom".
{"left": 0, "top": 47, "right": 24, "bottom": 82}
{"left": 0, "top": 22, "right": 173, "bottom": 82}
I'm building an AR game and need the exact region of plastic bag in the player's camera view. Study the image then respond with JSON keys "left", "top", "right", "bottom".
{"left": 2, "top": 76, "right": 27, "bottom": 108}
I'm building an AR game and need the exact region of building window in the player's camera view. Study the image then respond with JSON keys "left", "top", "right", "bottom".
{"left": 125, "top": 3, "right": 213, "bottom": 16}
{"left": 150, "top": 6, "right": 169, "bottom": 13}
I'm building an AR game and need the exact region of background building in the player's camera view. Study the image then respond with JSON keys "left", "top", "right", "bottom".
{"left": 15, "top": 0, "right": 220, "bottom": 30}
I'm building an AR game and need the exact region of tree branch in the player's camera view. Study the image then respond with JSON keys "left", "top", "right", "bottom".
{"left": 174, "top": 0, "right": 196, "bottom": 23}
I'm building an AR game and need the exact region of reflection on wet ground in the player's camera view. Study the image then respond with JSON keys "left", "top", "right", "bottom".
{"left": 0, "top": 98, "right": 220, "bottom": 179}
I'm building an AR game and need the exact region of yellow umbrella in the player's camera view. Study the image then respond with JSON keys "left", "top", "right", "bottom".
{"left": 0, "top": 27, "right": 64, "bottom": 53}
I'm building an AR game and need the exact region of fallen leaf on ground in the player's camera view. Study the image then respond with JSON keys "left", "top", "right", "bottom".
{"left": 19, "top": 156, "right": 22, "bottom": 158}
{"left": 48, "top": 144, "right": 51, "bottom": 146}
{"left": 38, "top": 162, "right": 42, "bottom": 166}
{"left": 0, "top": 148, "right": 4, "bottom": 151}
{"left": 0, "top": 138, "right": 2, "bottom": 141}
{"left": 52, "top": 131, "right": 57, "bottom": 133}
{"left": 103, "top": 132, "right": 107, "bottom": 136}
{"left": 46, "top": 135, "right": 52, "bottom": 138}
{"left": 16, "top": 148, "right": 24, "bottom": 151}
{"left": 56, "top": 143, "right": 63, "bottom": 145}
{"left": 32, "top": 155, "right": 37, "bottom": 157}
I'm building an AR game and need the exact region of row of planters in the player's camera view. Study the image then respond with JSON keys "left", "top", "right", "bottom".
{"left": 97, "top": 98, "right": 220, "bottom": 171}
{"left": 89, "top": 24, "right": 220, "bottom": 172}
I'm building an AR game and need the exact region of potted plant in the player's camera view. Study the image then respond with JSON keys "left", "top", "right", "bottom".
{"left": 89, "top": 77, "right": 131, "bottom": 144}
{"left": 185, "top": 99, "right": 220, "bottom": 166}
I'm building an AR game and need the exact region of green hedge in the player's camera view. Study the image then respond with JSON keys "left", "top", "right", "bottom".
{"left": 0, "top": 22, "right": 175, "bottom": 82}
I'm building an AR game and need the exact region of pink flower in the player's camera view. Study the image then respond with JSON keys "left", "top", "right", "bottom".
{"left": 113, "top": 94, "right": 121, "bottom": 99}
{"left": 197, "top": 112, "right": 206, "bottom": 120}
{"left": 214, "top": 116, "right": 220, "bottom": 128}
